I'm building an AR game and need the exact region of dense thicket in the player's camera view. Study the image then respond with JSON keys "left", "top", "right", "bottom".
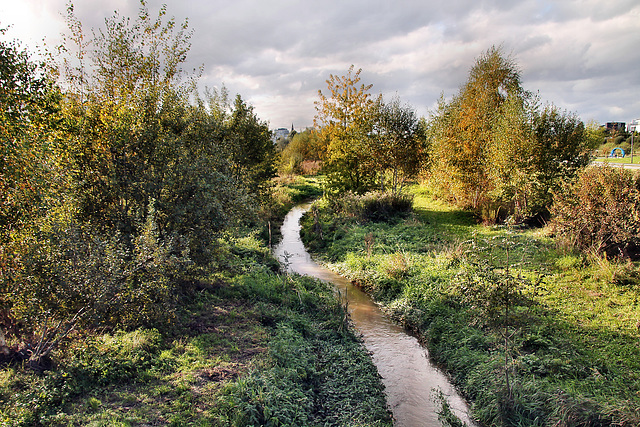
{"left": 0, "top": 4, "right": 276, "bottom": 367}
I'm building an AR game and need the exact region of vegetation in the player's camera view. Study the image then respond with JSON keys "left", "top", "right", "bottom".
{"left": 427, "top": 46, "right": 594, "bottom": 224}
{"left": 301, "top": 185, "right": 640, "bottom": 426}
{"left": 313, "top": 66, "right": 427, "bottom": 194}
{"left": 0, "top": 232, "right": 392, "bottom": 426}
{"left": 0, "top": 4, "right": 392, "bottom": 426}
{"left": 3, "top": 1, "right": 637, "bottom": 425}
{"left": 313, "top": 65, "right": 379, "bottom": 193}
{"left": 590, "top": 122, "right": 638, "bottom": 159}
{"left": 277, "top": 129, "right": 323, "bottom": 176}
{"left": 551, "top": 165, "right": 640, "bottom": 259}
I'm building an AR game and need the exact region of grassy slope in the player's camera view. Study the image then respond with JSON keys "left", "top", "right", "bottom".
{"left": 0, "top": 176, "right": 392, "bottom": 427}
{"left": 301, "top": 185, "right": 640, "bottom": 426}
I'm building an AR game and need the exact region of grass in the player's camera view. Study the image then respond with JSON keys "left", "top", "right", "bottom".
{"left": 301, "top": 185, "right": 640, "bottom": 426}
{"left": 0, "top": 176, "right": 392, "bottom": 427}
{"left": 0, "top": 239, "right": 392, "bottom": 426}
{"left": 593, "top": 156, "right": 640, "bottom": 165}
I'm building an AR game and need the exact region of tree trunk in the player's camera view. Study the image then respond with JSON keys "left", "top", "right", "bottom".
{"left": 0, "top": 327, "right": 9, "bottom": 356}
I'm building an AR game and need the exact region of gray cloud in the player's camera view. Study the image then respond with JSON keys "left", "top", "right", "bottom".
{"left": 2, "top": 0, "right": 639, "bottom": 129}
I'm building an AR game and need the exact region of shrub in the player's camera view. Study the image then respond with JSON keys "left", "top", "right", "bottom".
{"left": 6, "top": 216, "right": 179, "bottom": 369}
{"left": 328, "top": 191, "right": 413, "bottom": 223}
{"left": 550, "top": 165, "right": 640, "bottom": 259}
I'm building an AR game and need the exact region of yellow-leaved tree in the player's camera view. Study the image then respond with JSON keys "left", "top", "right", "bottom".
{"left": 428, "top": 46, "right": 591, "bottom": 223}
{"left": 314, "top": 65, "right": 378, "bottom": 193}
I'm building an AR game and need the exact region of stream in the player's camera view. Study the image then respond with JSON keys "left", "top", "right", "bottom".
{"left": 274, "top": 204, "right": 477, "bottom": 427}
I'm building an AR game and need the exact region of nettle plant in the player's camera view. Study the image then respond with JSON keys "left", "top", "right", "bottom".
{"left": 454, "top": 229, "right": 545, "bottom": 401}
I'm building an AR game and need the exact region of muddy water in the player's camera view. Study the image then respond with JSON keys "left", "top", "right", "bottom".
{"left": 274, "top": 205, "right": 477, "bottom": 427}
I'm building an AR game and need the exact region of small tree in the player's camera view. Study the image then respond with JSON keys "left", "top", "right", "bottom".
{"left": 0, "top": 33, "right": 62, "bottom": 356}
{"left": 278, "top": 129, "right": 323, "bottom": 175}
{"left": 0, "top": 33, "right": 61, "bottom": 234}
{"left": 428, "top": 46, "right": 591, "bottom": 223}
{"left": 429, "top": 46, "right": 525, "bottom": 213}
{"left": 370, "top": 95, "right": 425, "bottom": 194}
{"left": 314, "top": 65, "right": 377, "bottom": 193}
{"left": 226, "top": 94, "right": 277, "bottom": 198}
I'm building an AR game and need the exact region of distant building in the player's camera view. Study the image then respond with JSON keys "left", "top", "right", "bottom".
{"left": 605, "top": 122, "right": 626, "bottom": 132}
{"left": 272, "top": 127, "right": 290, "bottom": 143}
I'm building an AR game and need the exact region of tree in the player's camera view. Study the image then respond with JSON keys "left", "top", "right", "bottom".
{"left": 370, "top": 95, "right": 425, "bottom": 194}
{"left": 1, "top": 2, "right": 274, "bottom": 362}
{"left": 0, "top": 33, "right": 61, "bottom": 235}
{"left": 314, "top": 65, "right": 377, "bottom": 193}
{"left": 0, "top": 33, "right": 62, "bottom": 354}
{"left": 428, "top": 46, "right": 590, "bottom": 223}
{"left": 429, "top": 46, "right": 525, "bottom": 213}
{"left": 225, "top": 94, "right": 277, "bottom": 198}
{"left": 59, "top": 2, "right": 197, "bottom": 233}
{"left": 278, "top": 129, "right": 323, "bottom": 175}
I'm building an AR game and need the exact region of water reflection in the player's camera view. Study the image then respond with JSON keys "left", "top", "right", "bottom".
{"left": 274, "top": 205, "right": 477, "bottom": 427}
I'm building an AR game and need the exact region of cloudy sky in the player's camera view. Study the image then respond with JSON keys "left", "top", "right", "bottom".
{"left": 1, "top": 0, "right": 639, "bottom": 130}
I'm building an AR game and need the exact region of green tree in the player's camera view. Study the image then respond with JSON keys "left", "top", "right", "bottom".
{"left": 0, "top": 33, "right": 62, "bottom": 353}
{"left": 278, "top": 129, "right": 323, "bottom": 175}
{"left": 530, "top": 106, "right": 590, "bottom": 207}
{"left": 585, "top": 119, "right": 607, "bottom": 154}
{"left": 0, "top": 33, "right": 61, "bottom": 234}
{"left": 2, "top": 1, "right": 271, "bottom": 360}
{"left": 314, "top": 65, "right": 377, "bottom": 193}
{"left": 429, "top": 46, "right": 525, "bottom": 213}
{"left": 428, "top": 46, "right": 591, "bottom": 223}
{"left": 370, "top": 95, "right": 425, "bottom": 194}
{"left": 59, "top": 2, "right": 197, "bottom": 233}
{"left": 225, "top": 94, "right": 277, "bottom": 198}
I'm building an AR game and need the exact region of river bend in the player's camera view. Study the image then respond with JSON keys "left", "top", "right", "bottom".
{"left": 274, "top": 204, "right": 476, "bottom": 427}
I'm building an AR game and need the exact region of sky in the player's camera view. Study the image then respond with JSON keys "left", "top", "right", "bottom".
{"left": 1, "top": 0, "right": 639, "bottom": 130}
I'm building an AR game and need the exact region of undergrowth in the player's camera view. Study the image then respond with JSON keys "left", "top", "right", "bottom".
{"left": 0, "top": 177, "right": 392, "bottom": 426}
{"left": 0, "top": 237, "right": 392, "bottom": 426}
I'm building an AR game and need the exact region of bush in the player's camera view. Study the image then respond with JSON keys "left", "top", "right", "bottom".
{"left": 4, "top": 215, "right": 180, "bottom": 369}
{"left": 328, "top": 191, "right": 413, "bottom": 223}
{"left": 550, "top": 165, "right": 640, "bottom": 258}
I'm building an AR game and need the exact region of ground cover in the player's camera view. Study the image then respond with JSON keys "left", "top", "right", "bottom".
{"left": 301, "top": 185, "right": 640, "bottom": 426}
{"left": 0, "top": 177, "right": 392, "bottom": 427}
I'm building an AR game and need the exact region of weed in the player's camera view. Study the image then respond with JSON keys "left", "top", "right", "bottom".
{"left": 433, "top": 388, "right": 468, "bottom": 427}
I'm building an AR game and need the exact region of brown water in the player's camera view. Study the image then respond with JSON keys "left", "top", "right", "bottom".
{"left": 274, "top": 205, "right": 477, "bottom": 427}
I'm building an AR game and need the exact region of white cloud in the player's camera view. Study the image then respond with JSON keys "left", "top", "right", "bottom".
{"left": 2, "top": 0, "right": 639, "bottom": 128}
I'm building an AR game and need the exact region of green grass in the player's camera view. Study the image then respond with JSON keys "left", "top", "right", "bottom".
{"left": 0, "top": 176, "right": 392, "bottom": 427}
{"left": 301, "top": 186, "right": 640, "bottom": 426}
{"left": 593, "top": 156, "right": 640, "bottom": 165}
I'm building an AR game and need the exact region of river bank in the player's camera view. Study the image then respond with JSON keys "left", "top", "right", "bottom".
{"left": 275, "top": 204, "right": 476, "bottom": 426}
{"left": 300, "top": 186, "right": 640, "bottom": 426}
{"left": 0, "top": 177, "right": 392, "bottom": 426}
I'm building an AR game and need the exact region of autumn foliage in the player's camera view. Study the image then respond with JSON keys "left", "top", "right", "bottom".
{"left": 427, "top": 46, "right": 593, "bottom": 223}
{"left": 551, "top": 166, "right": 640, "bottom": 259}
{"left": 0, "top": 4, "right": 276, "bottom": 367}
